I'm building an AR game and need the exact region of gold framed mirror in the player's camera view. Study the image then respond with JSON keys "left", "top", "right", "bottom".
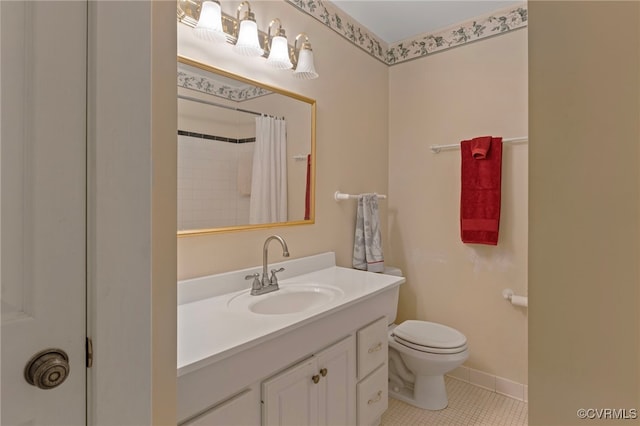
{"left": 177, "top": 56, "right": 316, "bottom": 236}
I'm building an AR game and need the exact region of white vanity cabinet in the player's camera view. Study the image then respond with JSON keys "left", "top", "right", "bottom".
{"left": 177, "top": 253, "right": 405, "bottom": 426}
{"left": 262, "top": 335, "right": 356, "bottom": 426}
{"left": 261, "top": 317, "right": 390, "bottom": 426}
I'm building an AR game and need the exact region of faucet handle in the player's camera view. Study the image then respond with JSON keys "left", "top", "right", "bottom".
{"left": 269, "top": 267, "right": 285, "bottom": 285}
{"left": 245, "top": 273, "right": 262, "bottom": 293}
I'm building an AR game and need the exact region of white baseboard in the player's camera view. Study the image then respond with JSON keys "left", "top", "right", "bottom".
{"left": 446, "top": 366, "right": 528, "bottom": 403}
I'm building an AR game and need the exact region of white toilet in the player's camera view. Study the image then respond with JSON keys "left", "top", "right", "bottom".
{"left": 383, "top": 267, "right": 469, "bottom": 411}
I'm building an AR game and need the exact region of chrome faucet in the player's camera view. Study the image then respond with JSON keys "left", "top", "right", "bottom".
{"left": 246, "top": 235, "right": 290, "bottom": 295}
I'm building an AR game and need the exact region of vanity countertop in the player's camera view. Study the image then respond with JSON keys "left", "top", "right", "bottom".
{"left": 178, "top": 253, "right": 404, "bottom": 376}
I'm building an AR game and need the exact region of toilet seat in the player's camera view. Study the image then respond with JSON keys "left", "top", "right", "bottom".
{"left": 393, "top": 335, "right": 467, "bottom": 354}
{"left": 392, "top": 320, "right": 467, "bottom": 354}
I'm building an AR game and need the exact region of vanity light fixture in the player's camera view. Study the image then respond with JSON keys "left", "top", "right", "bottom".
{"left": 233, "top": 1, "right": 263, "bottom": 57}
{"left": 194, "top": 0, "right": 226, "bottom": 42}
{"left": 177, "top": 0, "right": 319, "bottom": 79}
{"left": 266, "top": 19, "right": 293, "bottom": 70}
{"left": 293, "top": 33, "right": 319, "bottom": 80}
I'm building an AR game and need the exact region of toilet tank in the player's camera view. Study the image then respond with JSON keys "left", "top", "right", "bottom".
{"left": 383, "top": 266, "right": 402, "bottom": 325}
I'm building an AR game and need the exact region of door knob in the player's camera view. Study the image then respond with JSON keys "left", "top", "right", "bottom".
{"left": 24, "top": 348, "right": 70, "bottom": 389}
{"left": 311, "top": 374, "right": 320, "bottom": 384}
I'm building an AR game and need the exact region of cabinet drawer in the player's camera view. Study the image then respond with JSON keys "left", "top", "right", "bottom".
{"left": 356, "top": 364, "right": 388, "bottom": 426}
{"left": 357, "top": 316, "right": 387, "bottom": 379}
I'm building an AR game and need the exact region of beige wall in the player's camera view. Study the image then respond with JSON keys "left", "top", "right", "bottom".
{"left": 388, "top": 29, "right": 529, "bottom": 385}
{"left": 178, "top": 1, "right": 389, "bottom": 279}
{"left": 528, "top": 2, "right": 640, "bottom": 424}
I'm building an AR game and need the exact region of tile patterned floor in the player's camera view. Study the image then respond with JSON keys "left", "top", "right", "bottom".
{"left": 381, "top": 377, "right": 528, "bottom": 426}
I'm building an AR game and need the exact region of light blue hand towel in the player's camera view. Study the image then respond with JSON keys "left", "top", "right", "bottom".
{"left": 353, "top": 193, "right": 384, "bottom": 272}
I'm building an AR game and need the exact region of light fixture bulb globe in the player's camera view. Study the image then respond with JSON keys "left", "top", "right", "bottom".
{"left": 233, "top": 20, "right": 264, "bottom": 57}
{"left": 267, "top": 36, "right": 293, "bottom": 69}
{"left": 194, "top": 1, "right": 226, "bottom": 43}
{"left": 293, "top": 48, "right": 319, "bottom": 79}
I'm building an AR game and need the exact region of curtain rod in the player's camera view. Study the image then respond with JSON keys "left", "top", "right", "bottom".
{"left": 178, "top": 94, "right": 278, "bottom": 117}
{"left": 430, "top": 136, "right": 528, "bottom": 153}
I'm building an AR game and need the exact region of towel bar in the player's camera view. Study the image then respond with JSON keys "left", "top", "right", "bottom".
{"left": 502, "top": 288, "right": 528, "bottom": 308}
{"left": 334, "top": 191, "right": 387, "bottom": 201}
{"left": 430, "top": 136, "right": 528, "bottom": 153}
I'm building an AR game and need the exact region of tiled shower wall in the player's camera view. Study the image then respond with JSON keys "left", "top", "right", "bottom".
{"left": 177, "top": 134, "right": 254, "bottom": 230}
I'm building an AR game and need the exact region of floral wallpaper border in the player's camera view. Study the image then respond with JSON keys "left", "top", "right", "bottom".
{"left": 286, "top": 0, "right": 388, "bottom": 63}
{"left": 285, "top": 0, "right": 527, "bottom": 66}
{"left": 178, "top": 70, "right": 272, "bottom": 102}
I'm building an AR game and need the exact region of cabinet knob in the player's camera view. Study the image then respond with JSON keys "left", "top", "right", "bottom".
{"left": 312, "top": 374, "right": 320, "bottom": 384}
{"left": 320, "top": 368, "right": 327, "bottom": 377}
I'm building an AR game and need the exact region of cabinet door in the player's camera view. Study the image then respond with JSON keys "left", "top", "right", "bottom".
{"left": 262, "top": 357, "right": 318, "bottom": 426}
{"left": 316, "top": 336, "right": 356, "bottom": 426}
{"left": 181, "top": 388, "right": 259, "bottom": 426}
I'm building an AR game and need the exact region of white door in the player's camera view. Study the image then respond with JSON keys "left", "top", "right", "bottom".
{"left": 1, "top": 1, "right": 87, "bottom": 425}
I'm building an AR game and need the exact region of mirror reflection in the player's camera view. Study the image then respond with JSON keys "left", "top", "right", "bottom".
{"left": 177, "top": 56, "right": 315, "bottom": 235}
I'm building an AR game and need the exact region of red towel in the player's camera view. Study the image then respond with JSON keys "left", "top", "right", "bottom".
{"left": 460, "top": 136, "right": 503, "bottom": 245}
{"left": 304, "top": 154, "right": 311, "bottom": 220}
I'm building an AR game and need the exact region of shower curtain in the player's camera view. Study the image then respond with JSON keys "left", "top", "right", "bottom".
{"left": 249, "top": 115, "right": 288, "bottom": 224}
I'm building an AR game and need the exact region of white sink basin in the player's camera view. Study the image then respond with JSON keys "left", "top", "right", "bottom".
{"left": 227, "top": 284, "right": 344, "bottom": 315}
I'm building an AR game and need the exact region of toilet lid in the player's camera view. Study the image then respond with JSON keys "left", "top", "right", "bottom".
{"left": 393, "top": 320, "right": 467, "bottom": 349}
{"left": 393, "top": 334, "right": 467, "bottom": 354}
